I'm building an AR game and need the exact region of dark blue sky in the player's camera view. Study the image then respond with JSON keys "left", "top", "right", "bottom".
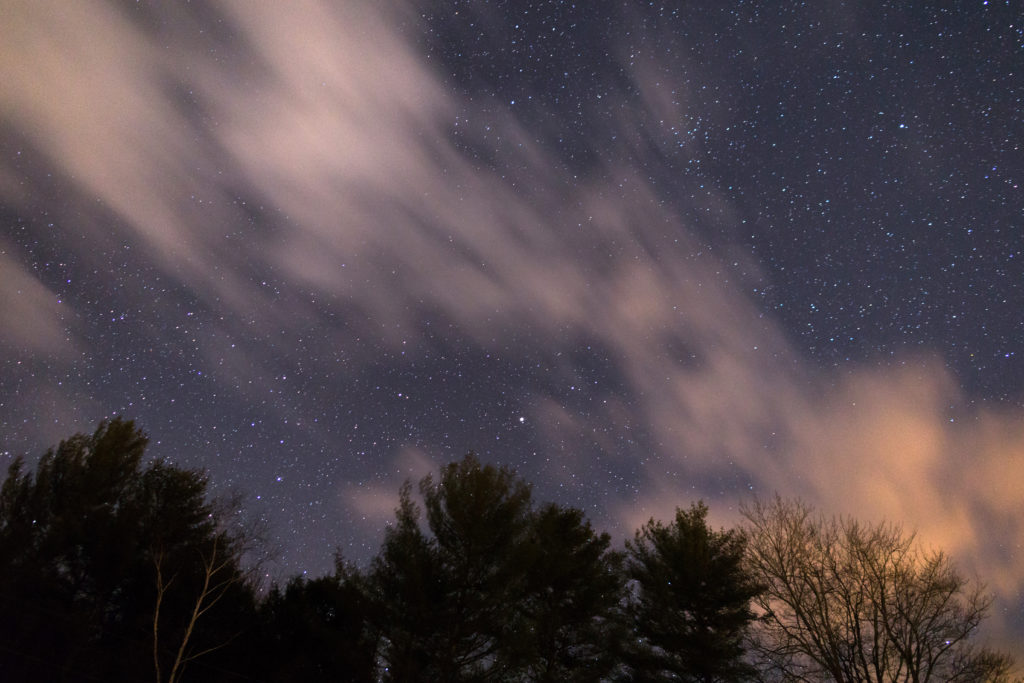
{"left": 1, "top": 0, "right": 1022, "bottom": 653}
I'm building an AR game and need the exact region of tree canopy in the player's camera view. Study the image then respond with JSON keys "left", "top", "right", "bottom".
{"left": 624, "top": 501, "right": 765, "bottom": 682}
{"left": 370, "top": 454, "right": 626, "bottom": 682}
{"left": 0, "top": 421, "right": 1017, "bottom": 682}
{"left": 742, "top": 495, "right": 1018, "bottom": 683}
{"left": 0, "top": 418, "right": 257, "bottom": 682}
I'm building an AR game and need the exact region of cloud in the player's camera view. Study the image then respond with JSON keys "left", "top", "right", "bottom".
{"left": 0, "top": 246, "right": 73, "bottom": 357}
{"left": 341, "top": 446, "right": 438, "bottom": 528}
{"left": 2, "top": 1, "right": 191, "bottom": 257}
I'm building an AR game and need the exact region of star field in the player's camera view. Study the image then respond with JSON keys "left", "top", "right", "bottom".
{"left": 1, "top": 0, "right": 1022, "bottom": 653}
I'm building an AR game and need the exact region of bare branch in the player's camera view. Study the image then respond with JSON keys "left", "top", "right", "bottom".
{"left": 742, "top": 497, "right": 1015, "bottom": 682}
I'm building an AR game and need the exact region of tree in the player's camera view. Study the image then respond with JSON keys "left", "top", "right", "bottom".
{"left": 742, "top": 496, "right": 1018, "bottom": 683}
{"left": 152, "top": 517, "right": 258, "bottom": 683}
{"left": 0, "top": 418, "right": 154, "bottom": 679}
{"left": 249, "top": 559, "right": 378, "bottom": 682}
{"left": 623, "top": 501, "right": 765, "bottom": 682}
{"left": 0, "top": 418, "right": 259, "bottom": 682}
{"left": 370, "top": 479, "right": 447, "bottom": 680}
{"left": 370, "top": 454, "right": 629, "bottom": 682}
{"left": 371, "top": 454, "right": 535, "bottom": 681}
{"left": 512, "top": 502, "right": 627, "bottom": 682}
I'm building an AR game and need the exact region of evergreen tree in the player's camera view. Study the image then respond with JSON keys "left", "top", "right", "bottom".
{"left": 370, "top": 454, "right": 628, "bottom": 682}
{"left": 624, "top": 502, "right": 764, "bottom": 682}
{"left": 512, "top": 502, "right": 627, "bottom": 682}
{"left": 0, "top": 418, "right": 258, "bottom": 682}
{"left": 249, "top": 561, "right": 377, "bottom": 682}
{"left": 371, "top": 454, "right": 534, "bottom": 681}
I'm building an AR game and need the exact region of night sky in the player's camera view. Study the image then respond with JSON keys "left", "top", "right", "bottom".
{"left": 2, "top": 0, "right": 1023, "bottom": 652}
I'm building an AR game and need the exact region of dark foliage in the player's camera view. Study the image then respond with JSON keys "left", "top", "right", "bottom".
{"left": 623, "top": 502, "right": 765, "bottom": 682}
{"left": 369, "top": 454, "right": 627, "bottom": 682}
{"left": 512, "top": 502, "right": 627, "bottom": 682}
{"left": 1, "top": 422, "right": 1016, "bottom": 682}
{"left": 245, "top": 562, "right": 377, "bottom": 682}
{"left": 0, "top": 419, "right": 256, "bottom": 682}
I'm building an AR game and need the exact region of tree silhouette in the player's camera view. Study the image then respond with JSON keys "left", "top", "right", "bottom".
{"left": 247, "top": 560, "right": 378, "bottom": 682}
{"left": 371, "top": 454, "right": 534, "bottom": 681}
{"left": 512, "top": 502, "right": 627, "bottom": 682}
{"left": 370, "top": 453, "right": 628, "bottom": 682}
{"left": 0, "top": 419, "right": 259, "bottom": 682}
{"left": 2, "top": 422, "right": 1018, "bottom": 681}
{"left": 623, "top": 501, "right": 764, "bottom": 682}
{"left": 742, "top": 496, "right": 1017, "bottom": 683}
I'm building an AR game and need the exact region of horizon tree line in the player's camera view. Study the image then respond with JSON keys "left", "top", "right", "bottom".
{"left": 0, "top": 418, "right": 1017, "bottom": 681}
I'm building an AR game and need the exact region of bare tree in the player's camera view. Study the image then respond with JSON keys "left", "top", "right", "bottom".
{"left": 150, "top": 486, "right": 265, "bottom": 683}
{"left": 153, "top": 533, "right": 245, "bottom": 683}
{"left": 742, "top": 496, "right": 1017, "bottom": 683}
